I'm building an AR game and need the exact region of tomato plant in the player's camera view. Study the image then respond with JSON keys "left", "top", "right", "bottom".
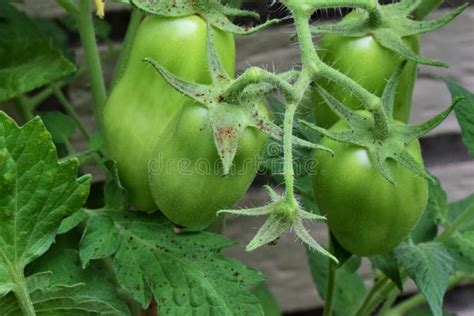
{"left": 0, "top": 0, "right": 472, "bottom": 316}
{"left": 104, "top": 15, "right": 235, "bottom": 211}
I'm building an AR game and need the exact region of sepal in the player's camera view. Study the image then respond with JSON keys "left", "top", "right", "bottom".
{"left": 312, "top": 0, "right": 468, "bottom": 67}
{"left": 129, "top": 0, "right": 279, "bottom": 35}
{"left": 303, "top": 64, "right": 458, "bottom": 184}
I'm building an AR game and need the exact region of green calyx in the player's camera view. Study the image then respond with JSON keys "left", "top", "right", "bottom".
{"left": 312, "top": 0, "right": 468, "bottom": 67}
{"left": 144, "top": 26, "right": 328, "bottom": 175}
{"left": 302, "top": 62, "right": 464, "bottom": 184}
{"left": 127, "top": 0, "right": 279, "bottom": 34}
{"left": 218, "top": 185, "right": 339, "bottom": 263}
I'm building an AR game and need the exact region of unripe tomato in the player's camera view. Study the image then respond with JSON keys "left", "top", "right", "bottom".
{"left": 303, "top": 14, "right": 420, "bottom": 128}
{"left": 104, "top": 15, "right": 235, "bottom": 211}
{"left": 149, "top": 103, "right": 268, "bottom": 228}
{"left": 312, "top": 117, "right": 429, "bottom": 256}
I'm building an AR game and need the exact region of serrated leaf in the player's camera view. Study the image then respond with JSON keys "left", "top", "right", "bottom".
{"left": 0, "top": 111, "right": 90, "bottom": 310}
{"left": 40, "top": 111, "right": 76, "bottom": 144}
{"left": 21, "top": 236, "right": 129, "bottom": 315}
{"left": 0, "top": 1, "right": 43, "bottom": 40}
{"left": 370, "top": 252, "right": 403, "bottom": 290}
{"left": 0, "top": 40, "right": 76, "bottom": 102}
{"left": 307, "top": 248, "right": 366, "bottom": 316}
{"left": 444, "top": 78, "right": 474, "bottom": 157}
{"left": 395, "top": 242, "right": 454, "bottom": 316}
{"left": 80, "top": 211, "right": 264, "bottom": 315}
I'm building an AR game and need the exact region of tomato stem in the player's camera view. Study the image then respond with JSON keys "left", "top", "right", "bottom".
{"left": 318, "top": 64, "right": 381, "bottom": 114}
{"left": 288, "top": 0, "right": 378, "bottom": 12}
{"left": 76, "top": 0, "right": 107, "bottom": 129}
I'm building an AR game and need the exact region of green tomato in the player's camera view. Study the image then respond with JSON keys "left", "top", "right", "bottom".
{"left": 304, "top": 17, "right": 419, "bottom": 127}
{"left": 312, "top": 116, "right": 429, "bottom": 256}
{"left": 148, "top": 102, "right": 268, "bottom": 228}
{"left": 104, "top": 15, "right": 235, "bottom": 211}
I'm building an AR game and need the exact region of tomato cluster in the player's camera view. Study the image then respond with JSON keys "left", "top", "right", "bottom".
{"left": 104, "top": 15, "right": 267, "bottom": 228}
{"left": 105, "top": 11, "right": 430, "bottom": 256}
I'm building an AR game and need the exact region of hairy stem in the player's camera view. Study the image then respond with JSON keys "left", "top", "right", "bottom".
{"left": 282, "top": 103, "right": 297, "bottom": 200}
{"left": 280, "top": 11, "right": 315, "bottom": 202}
{"left": 303, "top": 0, "right": 378, "bottom": 11}
{"left": 76, "top": 0, "right": 107, "bottom": 128}
{"left": 318, "top": 64, "right": 380, "bottom": 112}
{"left": 110, "top": 8, "right": 143, "bottom": 89}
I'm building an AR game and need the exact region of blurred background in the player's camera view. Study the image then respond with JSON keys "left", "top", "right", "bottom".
{"left": 3, "top": 0, "right": 474, "bottom": 315}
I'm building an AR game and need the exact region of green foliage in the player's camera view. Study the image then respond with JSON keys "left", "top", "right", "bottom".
{"left": 0, "top": 2, "right": 76, "bottom": 102}
{"left": 79, "top": 211, "right": 264, "bottom": 315}
{"left": 1, "top": 0, "right": 472, "bottom": 315}
{"left": 0, "top": 111, "right": 91, "bottom": 312}
{"left": 395, "top": 242, "right": 454, "bottom": 316}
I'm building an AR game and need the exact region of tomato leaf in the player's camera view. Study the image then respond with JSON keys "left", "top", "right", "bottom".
{"left": 79, "top": 211, "right": 264, "bottom": 315}
{"left": 1, "top": 235, "right": 130, "bottom": 315}
{"left": 0, "top": 39, "right": 76, "bottom": 103}
{"left": 307, "top": 249, "right": 366, "bottom": 316}
{"left": 444, "top": 78, "right": 474, "bottom": 158}
{"left": 0, "top": 2, "right": 76, "bottom": 102}
{"left": 0, "top": 111, "right": 91, "bottom": 310}
{"left": 395, "top": 242, "right": 454, "bottom": 316}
